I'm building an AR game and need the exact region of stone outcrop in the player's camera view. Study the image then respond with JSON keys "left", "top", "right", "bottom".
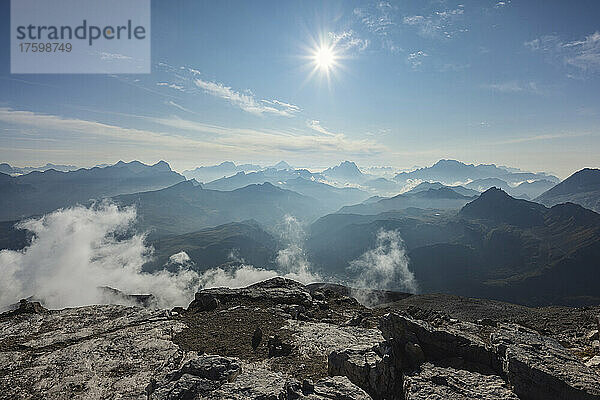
{"left": 403, "top": 363, "right": 519, "bottom": 400}
{"left": 379, "top": 312, "right": 600, "bottom": 400}
{"left": 492, "top": 324, "right": 600, "bottom": 400}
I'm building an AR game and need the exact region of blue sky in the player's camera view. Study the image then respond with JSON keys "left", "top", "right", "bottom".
{"left": 1, "top": 0, "right": 599, "bottom": 177}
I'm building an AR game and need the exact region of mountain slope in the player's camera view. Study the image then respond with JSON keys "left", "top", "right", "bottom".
{"left": 146, "top": 220, "right": 279, "bottom": 272}
{"left": 536, "top": 168, "right": 600, "bottom": 213}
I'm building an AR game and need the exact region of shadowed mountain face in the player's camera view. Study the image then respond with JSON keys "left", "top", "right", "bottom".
{"left": 0, "top": 161, "right": 185, "bottom": 221}
{"left": 308, "top": 188, "right": 600, "bottom": 306}
{"left": 113, "top": 181, "right": 326, "bottom": 238}
{"left": 338, "top": 187, "right": 477, "bottom": 215}
{"left": 395, "top": 159, "right": 559, "bottom": 185}
{"left": 460, "top": 187, "right": 547, "bottom": 227}
{"left": 146, "top": 220, "right": 279, "bottom": 272}
{"left": 536, "top": 168, "right": 600, "bottom": 213}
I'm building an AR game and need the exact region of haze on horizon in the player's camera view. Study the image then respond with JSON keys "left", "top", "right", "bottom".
{"left": 1, "top": 0, "right": 599, "bottom": 178}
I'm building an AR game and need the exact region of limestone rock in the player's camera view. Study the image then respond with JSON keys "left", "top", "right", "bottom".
{"left": 404, "top": 363, "right": 519, "bottom": 400}
{"left": 492, "top": 324, "right": 600, "bottom": 400}
{"left": 0, "top": 305, "right": 185, "bottom": 400}
{"left": 328, "top": 343, "right": 401, "bottom": 400}
{"left": 189, "top": 277, "right": 313, "bottom": 311}
{"left": 148, "top": 354, "right": 242, "bottom": 399}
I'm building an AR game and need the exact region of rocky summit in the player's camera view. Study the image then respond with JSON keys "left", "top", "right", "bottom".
{"left": 1, "top": 277, "right": 599, "bottom": 399}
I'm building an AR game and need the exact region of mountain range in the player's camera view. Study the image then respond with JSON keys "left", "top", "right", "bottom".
{"left": 395, "top": 159, "right": 559, "bottom": 186}
{"left": 308, "top": 187, "right": 600, "bottom": 306}
{"left": 0, "top": 162, "right": 79, "bottom": 175}
{"left": 0, "top": 161, "right": 185, "bottom": 221}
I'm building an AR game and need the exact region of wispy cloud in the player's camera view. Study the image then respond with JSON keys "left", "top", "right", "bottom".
{"left": 482, "top": 81, "right": 541, "bottom": 94}
{"left": 525, "top": 31, "right": 600, "bottom": 76}
{"left": 194, "top": 78, "right": 300, "bottom": 117}
{"left": 157, "top": 82, "right": 185, "bottom": 91}
{"left": 353, "top": 2, "right": 400, "bottom": 52}
{"left": 0, "top": 108, "right": 385, "bottom": 161}
{"left": 307, "top": 120, "right": 339, "bottom": 137}
{"left": 402, "top": 7, "right": 467, "bottom": 39}
{"left": 407, "top": 51, "right": 428, "bottom": 68}
{"left": 329, "top": 30, "right": 369, "bottom": 53}
{"left": 491, "top": 131, "right": 595, "bottom": 145}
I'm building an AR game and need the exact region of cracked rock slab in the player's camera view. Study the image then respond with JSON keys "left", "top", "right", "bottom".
{"left": 492, "top": 324, "right": 600, "bottom": 400}
{"left": 403, "top": 363, "right": 519, "bottom": 400}
{"left": 0, "top": 305, "right": 186, "bottom": 400}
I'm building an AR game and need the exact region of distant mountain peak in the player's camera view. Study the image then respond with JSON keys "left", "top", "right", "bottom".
{"left": 323, "top": 161, "right": 363, "bottom": 180}
{"left": 272, "top": 161, "right": 291, "bottom": 170}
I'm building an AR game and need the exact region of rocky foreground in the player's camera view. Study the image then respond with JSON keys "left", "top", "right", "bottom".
{"left": 1, "top": 278, "right": 600, "bottom": 399}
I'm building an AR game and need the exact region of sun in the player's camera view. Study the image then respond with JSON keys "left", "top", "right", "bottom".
{"left": 313, "top": 45, "right": 336, "bottom": 72}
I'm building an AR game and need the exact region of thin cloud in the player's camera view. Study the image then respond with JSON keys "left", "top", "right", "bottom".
{"left": 0, "top": 108, "right": 385, "bottom": 160}
{"left": 525, "top": 31, "right": 600, "bottom": 76}
{"left": 402, "top": 7, "right": 467, "bottom": 39}
{"left": 194, "top": 78, "right": 300, "bottom": 117}
{"left": 307, "top": 120, "right": 339, "bottom": 137}
{"left": 407, "top": 51, "right": 428, "bottom": 68}
{"left": 482, "top": 81, "right": 541, "bottom": 94}
{"left": 157, "top": 82, "right": 185, "bottom": 91}
{"left": 329, "top": 30, "right": 370, "bottom": 53}
{"left": 491, "top": 132, "right": 595, "bottom": 145}
{"left": 353, "top": 2, "right": 400, "bottom": 52}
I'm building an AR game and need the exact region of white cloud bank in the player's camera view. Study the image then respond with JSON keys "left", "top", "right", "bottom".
{"left": 0, "top": 204, "right": 200, "bottom": 310}
{"left": 0, "top": 206, "right": 321, "bottom": 311}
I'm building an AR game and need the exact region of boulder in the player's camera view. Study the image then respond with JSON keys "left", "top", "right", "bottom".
{"left": 149, "top": 354, "right": 242, "bottom": 399}
{"left": 328, "top": 343, "right": 402, "bottom": 400}
{"left": 189, "top": 277, "right": 313, "bottom": 311}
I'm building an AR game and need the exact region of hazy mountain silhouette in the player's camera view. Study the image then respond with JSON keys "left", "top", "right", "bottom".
{"left": 536, "top": 168, "right": 600, "bottom": 213}
{"left": 407, "top": 181, "right": 480, "bottom": 197}
{"left": 0, "top": 162, "right": 79, "bottom": 175}
{"left": 465, "top": 178, "right": 512, "bottom": 193}
{"left": 113, "top": 181, "right": 325, "bottom": 237}
{"left": 182, "top": 161, "right": 261, "bottom": 183}
{"left": 338, "top": 187, "right": 476, "bottom": 215}
{"left": 509, "top": 179, "right": 556, "bottom": 199}
{"left": 322, "top": 161, "right": 366, "bottom": 183}
{"left": 0, "top": 161, "right": 185, "bottom": 221}
{"left": 395, "top": 159, "right": 558, "bottom": 185}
